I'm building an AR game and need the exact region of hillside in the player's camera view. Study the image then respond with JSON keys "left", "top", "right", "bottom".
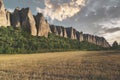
{"left": 0, "top": 27, "right": 106, "bottom": 54}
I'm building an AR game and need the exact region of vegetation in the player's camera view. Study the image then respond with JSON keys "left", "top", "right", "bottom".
{"left": 0, "top": 51, "right": 120, "bottom": 80}
{"left": 111, "top": 41, "right": 120, "bottom": 50}
{"left": 0, "top": 27, "right": 108, "bottom": 54}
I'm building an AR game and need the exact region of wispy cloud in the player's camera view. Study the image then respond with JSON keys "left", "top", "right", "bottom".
{"left": 98, "top": 18, "right": 120, "bottom": 29}
{"left": 104, "top": 27, "right": 120, "bottom": 33}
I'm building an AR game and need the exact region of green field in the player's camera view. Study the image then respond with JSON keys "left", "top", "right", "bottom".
{"left": 0, "top": 51, "right": 120, "bottom": 80}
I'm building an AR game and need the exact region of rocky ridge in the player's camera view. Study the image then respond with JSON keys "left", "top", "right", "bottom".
{"left": 0, "top": 0, "right": 110, "bottom": 48}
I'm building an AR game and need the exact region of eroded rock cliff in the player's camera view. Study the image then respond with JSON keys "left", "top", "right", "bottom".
{"left": 34, "top": 13, "right": 51, "bottom": 37}
{"left": 11, "top": 7, "right": 21, "bottom": 28}
{"left": 66, "top": 27, "right": 77, "bottom": 39}
{"left": 20, "top": 8, "right": 37, "bottom": 36}
{"left": 83, "top": 34, "right": 110, "bottom": 48}
{"left": 0, "top": 0, "right": 10, "bottom": 27}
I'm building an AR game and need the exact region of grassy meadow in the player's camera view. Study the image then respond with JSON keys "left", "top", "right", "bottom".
{"left": 0, "top": 51, "right": 120, "bottom": 80}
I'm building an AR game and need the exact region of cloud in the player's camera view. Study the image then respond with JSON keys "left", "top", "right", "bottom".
{"left": 97, "top": 18, "right": 120, "bottom": 29}
{"left": 80, "top": 0, "right": 120, "bottom": 23}
{"left": 7, "top": 8, "right": 14, "bottom": 12}
{"left": 102, "top": 31, "right": 120, "bottom": 44}
{"left": 84, "top": 0, "right": 119, "bottom": 16}
{"left": 36, "top": 0, "right": 85, "bottom": 21}
{"left": 96, "top": 18, "right": 120, "bottom": 44}
{"left": 104, "top": 27, "right": 120, "bottom": 33}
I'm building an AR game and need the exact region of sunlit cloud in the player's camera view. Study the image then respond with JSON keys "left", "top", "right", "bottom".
{"left": 7, "top": 8, "right": 14, "bottom": 12}
{"left": 36, "top": 0, "right": 85, "bottom": 21}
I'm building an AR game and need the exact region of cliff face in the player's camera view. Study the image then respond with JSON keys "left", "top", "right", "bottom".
{"left": 83, "top": 34, "right": 110, "bottom": 47}
{"left": 76, "top": 31, "right": 84, "bottom": 42}
{"left": 5, "top": 10, "right": 11, "bottom": 26}
{"left": 50, "top": 25, "right": 67, "bottom": 38}
{"left": 37, "top": 16, "right": 110, "bottom": 48}
{"left": 11, "top": 7, "right": 21, "bottom": 28}
{"left": 61, "top": 27, "right": 67, "bottom": 38}
{"left": 56, "top": 26, "right": 63, "bottom": 37}
{"left": 20, "top": 8, "right": 37, "bottom": 36}
{"left": 0, "top": 0, "right": 110, "bottom": 48}
{"left": 11, "top": 8, "right": 51, "bottom": 37}
{"left": 11, "top": 7, "right": 37, "bottom": 36}
{"left": 66, "top": 27, "right": 77, "bottom": 39}
{"left": 50, "top": 25, "right": 58, "bottom": 36}
{"left": 0, "top": 0, "right": 10, "bottom": 27}
{"left": 34, "top": 13, "right": 51, "bottom": 37}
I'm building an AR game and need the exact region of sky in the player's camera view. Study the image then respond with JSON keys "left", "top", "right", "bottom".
{"left": 4, "top": 0, "right": 120, "bottom": 44}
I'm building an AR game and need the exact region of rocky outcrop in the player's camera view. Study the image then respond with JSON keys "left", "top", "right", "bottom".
{"left": 50, "top": 25, "right": 67, "bottom": 38}
{"left": 61, "top": 27, "right": 67, "bottom": 38}
{"left": 11, "top": 7, "right": 37, "bottom": 36}
{"left": 95, "top": 36, "right": 110, "bottom": 48}
{"left": 50, "top": 25, "right": 58, "bottom": 36}
{"left": 5, "top": 10, "right": 11, "bottom": 26}
{"left": 76, "top": 31, "right": 84, "bottom": 42}
{"left": 11, "top": 8, "right": 51, "bottom": 37}
{"left": 83, "top": 34, "right": 93, "bottom": 43}
{"left": 0, "top": 0, "right": 10, "bottom": 27}
{"left": 20, "top": 8, "right": 37, "bottom": 36}
{"left": 66, "top": 27, "right": 77, "bottom": 39}
{"left": 103, "top": 38, "right": 110, "bottom": 48}
{"left": 11, "top": 7, "right": 21, "bottom": 28}
{"left": 83, "top": 34, "right": 110, "bottom": 48}
{"left": 34, "top": 13, "right": 51, "bottom": 37}
{"left": 56, "top": 26, "right": 63, "bottom": 37}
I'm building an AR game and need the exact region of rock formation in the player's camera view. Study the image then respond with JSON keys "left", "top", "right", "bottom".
{"left": 66, "top": 27, "right": 77, "bottom": 39}
{"left": 83, "top": 34, "right": 93, "bottom": 43}
{"left": 83, "top": 34, "right": 110, "bottom": 48}
{"left": 50, "top": 25, "right": 58, "bottom": 36}
{"left": 5, "top": 10, "right": 11, "bottom": 26}
{"left": 11, "top": 7, "right": 21, "bottom": 28}
{"left": 50, "top": 25, "right": 67, "bottom": 38}
{"left": 61, "top": 27, "right": 67, "bottom": 38}
{"left": 34, "top": 13, "right": 51, "bottom": 37}
{"left": 0, "top": 0, "right": 10, "bottom": 27}
{"left": 11, "top": 7, "right": 37, "bottom": 36}
{"left": 76, "top": 31, "right": 84, "bottom": 42}
{"left": 56, "top": 26, "right": 63, "bottom": 37}
{"left": 20, "top": 8, "right": 37, "bottom": 36}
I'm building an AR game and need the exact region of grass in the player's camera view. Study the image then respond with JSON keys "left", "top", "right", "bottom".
{"left": 0, "top": 51, "right": 120, "bottom": 80}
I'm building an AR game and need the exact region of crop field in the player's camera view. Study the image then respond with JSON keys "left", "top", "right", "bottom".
{"left": 0, "top": 51, "right": 120, "bottom": 80}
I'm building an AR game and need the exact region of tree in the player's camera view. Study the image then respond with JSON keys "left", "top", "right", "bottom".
{"left": 112, "top": 41, "right": 119, "bottom": 49}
